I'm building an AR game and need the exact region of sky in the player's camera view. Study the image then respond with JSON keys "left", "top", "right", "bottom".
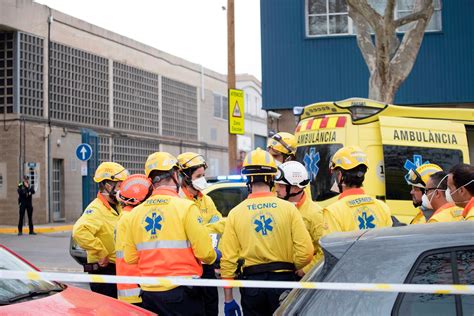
{"left": 34, "top": 0, "right": 262, "bottom": 80}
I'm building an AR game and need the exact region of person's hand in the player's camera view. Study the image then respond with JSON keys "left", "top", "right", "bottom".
{"left": 296, "top": 269, "right": 305, "bottom": 277}
{"left": 224, "top": 299, "right": 241, "bottom": 316}
{"left": 98, "top": 257, "right": 109, "bottom": 267}
{"left": 214, "top": 248, "right": 222, "bottom": 264}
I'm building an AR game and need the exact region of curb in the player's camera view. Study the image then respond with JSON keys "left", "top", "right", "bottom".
{"left": 0, "top": 225, "right": 73, "bottom": 235}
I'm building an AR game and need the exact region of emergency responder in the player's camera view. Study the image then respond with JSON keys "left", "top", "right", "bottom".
{"left": 274, "top": 160, "right": 323, "bottom": 278}
{"left": 405, "top": 163, "right": 443, "bottom": 224}
{"left": 322, "top": 146, "right": 392, "bottom": 235}
{"left": 267, "top": 132, "right": 297, "bottom": 165}
{"left": 17, "top": 175, "right": 35, "bottom": 235}
{"left": 123, "top": 152, "right": 218, "bottom": 315}
{"left": 115, "top": 174, "right": 153, "bottom": 306}
{"left": 177, "top": 152, "right": 222, "bottom": 316}
{"left": 72, "top": 162, "right": 128, "bottom": 298}
{"left": 221, "top": 148, "right": 313, "bottom": 316}
{"left": 447, "top": 163, "right": 474, "bottom": 220}
{"left": 422, "top": 171, "right": 463, "bottom": 223}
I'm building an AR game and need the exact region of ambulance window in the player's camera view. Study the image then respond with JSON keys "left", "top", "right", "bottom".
{"left": 383, "top": 146, "right": 463, "bottom": 201}
{"left": 296, "top": 144, "right": 343, "bottom": 201}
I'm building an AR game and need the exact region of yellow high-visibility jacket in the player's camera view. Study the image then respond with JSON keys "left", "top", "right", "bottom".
{"left": 410, "top": 209, "right": 427, "bottom": 225}
{"left": 295, "top": 193, "right": 323, "bottom": 274}
{"left": 115, "top": 206, "right": 141, "bottom": 304}
{"left": 72, "top": 193, "right": 121, "bottom": 264}
{"left": 180, "top": 186, "right": 224, "bottom": 234}
{"left": 123, "top": 187, "right": 216, "bottom": 292}
{"left": 220, "top": 191, "right": 314, "bottom": 279}
{"left": 323, "top": 188, "right": 392, "bottom": 236}
{"left": 463, "top": 197, "right": 474, "bottom": 221}
{"left": 428, "top": 203, "right": 463, "bottom": 223}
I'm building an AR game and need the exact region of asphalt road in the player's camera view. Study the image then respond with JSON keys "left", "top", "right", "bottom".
{"left": 0, "top": 231, "right": 240, "bottom": 314}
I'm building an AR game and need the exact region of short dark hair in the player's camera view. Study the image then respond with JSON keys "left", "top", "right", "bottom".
{"left": 23, "top": 175, "right": 29, "bottom": 181}
{"left": 340, "top": 165, "right": 367, "bottom": 188}
{"left": 429, "top": 171, "right": 448, "bottom": 190}
{"left": 149, "top": 169, "right": 177, "bottom": 185}
{"left": 449, "top": 163, "right": 474, "bottom": 195}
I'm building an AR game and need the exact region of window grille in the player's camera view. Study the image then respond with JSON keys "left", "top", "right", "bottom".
{"left": 0, "top": 32, "right": 14, "bottom": 114}
{"left": 50, "top": 42, "right": 109, "bottom": 126}
{"left": 112, "top": 137, "right": 160, "bottom": 174}
{"left": 113, "top": 62, "right": 160, "bottom": 134}
{"left": 161, "top": 77, "right": 198, "bottom": 140}
{"left": 18, "top": 32, "right": 43, "bottom": 117}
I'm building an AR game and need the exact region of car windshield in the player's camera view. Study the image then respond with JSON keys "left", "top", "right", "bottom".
{"left": 296, "top": 144, "right": 343, "bottom": 201}
{"left": 0, "top": 247, "right": 62, "bottom": 304}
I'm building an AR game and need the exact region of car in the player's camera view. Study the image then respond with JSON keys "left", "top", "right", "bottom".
{"left": 0, "top": 245, "right": 154, "bottom": 315}
{"left": 203, "top": 175, "right": 248, "bottom": 217}
{"left": 276, "top": 221, "right": 474, "bottom": 316}
{"left": 69, "top": 176, "right": 249, "bottom": 265}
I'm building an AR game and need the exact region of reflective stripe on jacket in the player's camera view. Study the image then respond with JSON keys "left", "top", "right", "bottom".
{"left": 115, "top": 208, "right": 141, "bottom": 304}
{"left": 124, "top": 187, "right": 216, "bottom": 291}
{"left": 72, "top": 193, "right": 121, "bottom": 263}
{"left": 220, "top": 191, "right": 313, "bottom": 279}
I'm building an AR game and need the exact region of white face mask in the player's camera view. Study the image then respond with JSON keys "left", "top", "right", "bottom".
{"left": 192, "top": 177, "right": 208, "bottom": 191}
{"left": 446, "top": 180, "right": 474, "bottom": 205}
{"left": 330, "top": 180, "right": 340, "bottom": 193}
{"left": 421, "top": 193, "right": 433, "bottom": 210}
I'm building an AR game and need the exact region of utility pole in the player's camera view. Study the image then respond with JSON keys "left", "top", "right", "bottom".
{"left": 227, "top": 0, "right": 238, "bottom": 174}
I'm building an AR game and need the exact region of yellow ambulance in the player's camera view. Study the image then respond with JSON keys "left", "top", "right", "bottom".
{"left": 294, "top": 98, "right": 474, "bottom": 223}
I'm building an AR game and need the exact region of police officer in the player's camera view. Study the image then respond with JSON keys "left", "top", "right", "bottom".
{"left": 72, "top": 162, "right": 128, "bottom": 298}
{"left": 274, "top": 160, "right": 323, "bottom": 278}
{"left": 177, "top": 152, "right": 222, "bottom": 316}
{"left": 423, "top": 171, "right": 463, "bottom": 223}
{"left": 322, "top": 146, "right": 392, "bottom": 235}
{"left": 405, "top": 163, "right": 443, "bottom": 224}
{"left": 115, "top": 174, "right": 153, "bottom": 306}
{"left": 123, "top": 152, "right": 218, "bottom": 315}
{"left": 267, "top": 132, "right": 297, "bottom": 165}
{"left": 17, "top": 175, "right": 35, "bottom": 235}
{"left": 447, "top": 163, "right": 474, "bottom": 220}
{"left": 221, "top": 148, "right": 313, "bottom": 316}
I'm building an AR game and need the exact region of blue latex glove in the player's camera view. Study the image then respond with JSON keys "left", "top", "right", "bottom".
{"left": 214, "top": 248, "right": 222, "bottom": 264}
{"left": 224, "top": 299, "right": 242, "bottom": 316}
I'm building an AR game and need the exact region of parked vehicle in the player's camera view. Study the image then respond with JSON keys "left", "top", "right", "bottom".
{"left": 276, "top": 221, "right": 474, "bottom": 316}
{"left": 294, "top": 98, "right": 474, "bottom": 223}
{"left": 0, "top": 245, "right": 154, "bottom": 315}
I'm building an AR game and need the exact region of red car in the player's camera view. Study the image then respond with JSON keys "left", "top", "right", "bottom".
{"left": 0, "top": 245, "right": 155, "bottom": 315}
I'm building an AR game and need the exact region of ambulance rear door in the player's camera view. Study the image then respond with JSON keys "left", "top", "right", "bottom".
{"left": 379, "top": 116, "right": 469, "bottom": 220}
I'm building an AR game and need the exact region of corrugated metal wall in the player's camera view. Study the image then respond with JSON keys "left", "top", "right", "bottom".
{"left": 261, "top": 0, "right": 474, "bottom": 109}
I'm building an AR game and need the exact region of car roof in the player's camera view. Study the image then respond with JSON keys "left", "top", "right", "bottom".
{"left": 321, "top": 221, "right": 474, "bottom": 259}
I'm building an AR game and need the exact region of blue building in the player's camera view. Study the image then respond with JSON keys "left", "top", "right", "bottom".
{"left": 261, "top": 0, "right": 474, "bottom": 114}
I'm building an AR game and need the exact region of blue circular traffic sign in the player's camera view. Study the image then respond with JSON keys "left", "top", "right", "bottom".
{"left": 76, "top": 143, "right": 93, "bottom": 161}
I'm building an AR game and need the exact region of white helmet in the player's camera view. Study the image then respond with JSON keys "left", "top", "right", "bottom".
{"left": 275, "top": 161, "right": 310, "bottom": 189}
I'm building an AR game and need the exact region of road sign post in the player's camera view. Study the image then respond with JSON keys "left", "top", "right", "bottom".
{"left": 75, "top": 143, "right": 93, "bottom": 162}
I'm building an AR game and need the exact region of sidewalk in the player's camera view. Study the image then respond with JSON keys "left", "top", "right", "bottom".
{"left": 0, "top": 222, "right": 74, "bottom": 234}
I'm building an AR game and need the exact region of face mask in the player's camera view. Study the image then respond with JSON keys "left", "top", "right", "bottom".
{"left": 421, "top": 193, "right": 433, "bottom": 210}
{"left": 445, "top": 188, "right": 454, "bottom": 204}
{"left": 446, "top": 180, "right": 474, "bottom": 205}
{"left": 275, "top": 160, "right": 282, "bottom": 167}
{"left": 192, "top": 177, "right": 208, "bottom": 191}
{"left": 330, "top": 180, "right": 340, "bottom": 193}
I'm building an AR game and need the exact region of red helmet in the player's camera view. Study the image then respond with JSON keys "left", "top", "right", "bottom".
{"left": 116, "top": 174, "right": 152, "bottom": 206}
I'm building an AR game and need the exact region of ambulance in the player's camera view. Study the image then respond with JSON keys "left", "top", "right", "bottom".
{"left": 294, "top": 98, "right": 474, "bottom": 223}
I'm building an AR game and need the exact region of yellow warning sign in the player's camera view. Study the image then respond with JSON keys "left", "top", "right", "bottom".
{"left": 229, "top": 89, "right": 245, "bottom": 135}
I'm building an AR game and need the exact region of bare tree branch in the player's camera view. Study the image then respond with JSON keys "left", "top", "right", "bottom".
{"left": 348, "top": 5, "right": 376, "bottom": 73}
{"left": 385, "top": 0, "right": 396, "bottom": 22}
{"left": 347, "top": 0, "right": 383, "bottom": 30}
{"left": 391, "top": 0, "right": 434, "bottom": 81}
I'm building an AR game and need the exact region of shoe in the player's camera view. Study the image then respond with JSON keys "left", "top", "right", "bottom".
{"left": 18, "top": 232, "right": 23, "bottom": 236}
{"left": 29, "top": 232, "right": 37, "bottom": 235}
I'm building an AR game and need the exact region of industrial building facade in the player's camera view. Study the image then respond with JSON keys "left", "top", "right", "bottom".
{"left": 0, "top": 0, "right": 249, "bottom": 224}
